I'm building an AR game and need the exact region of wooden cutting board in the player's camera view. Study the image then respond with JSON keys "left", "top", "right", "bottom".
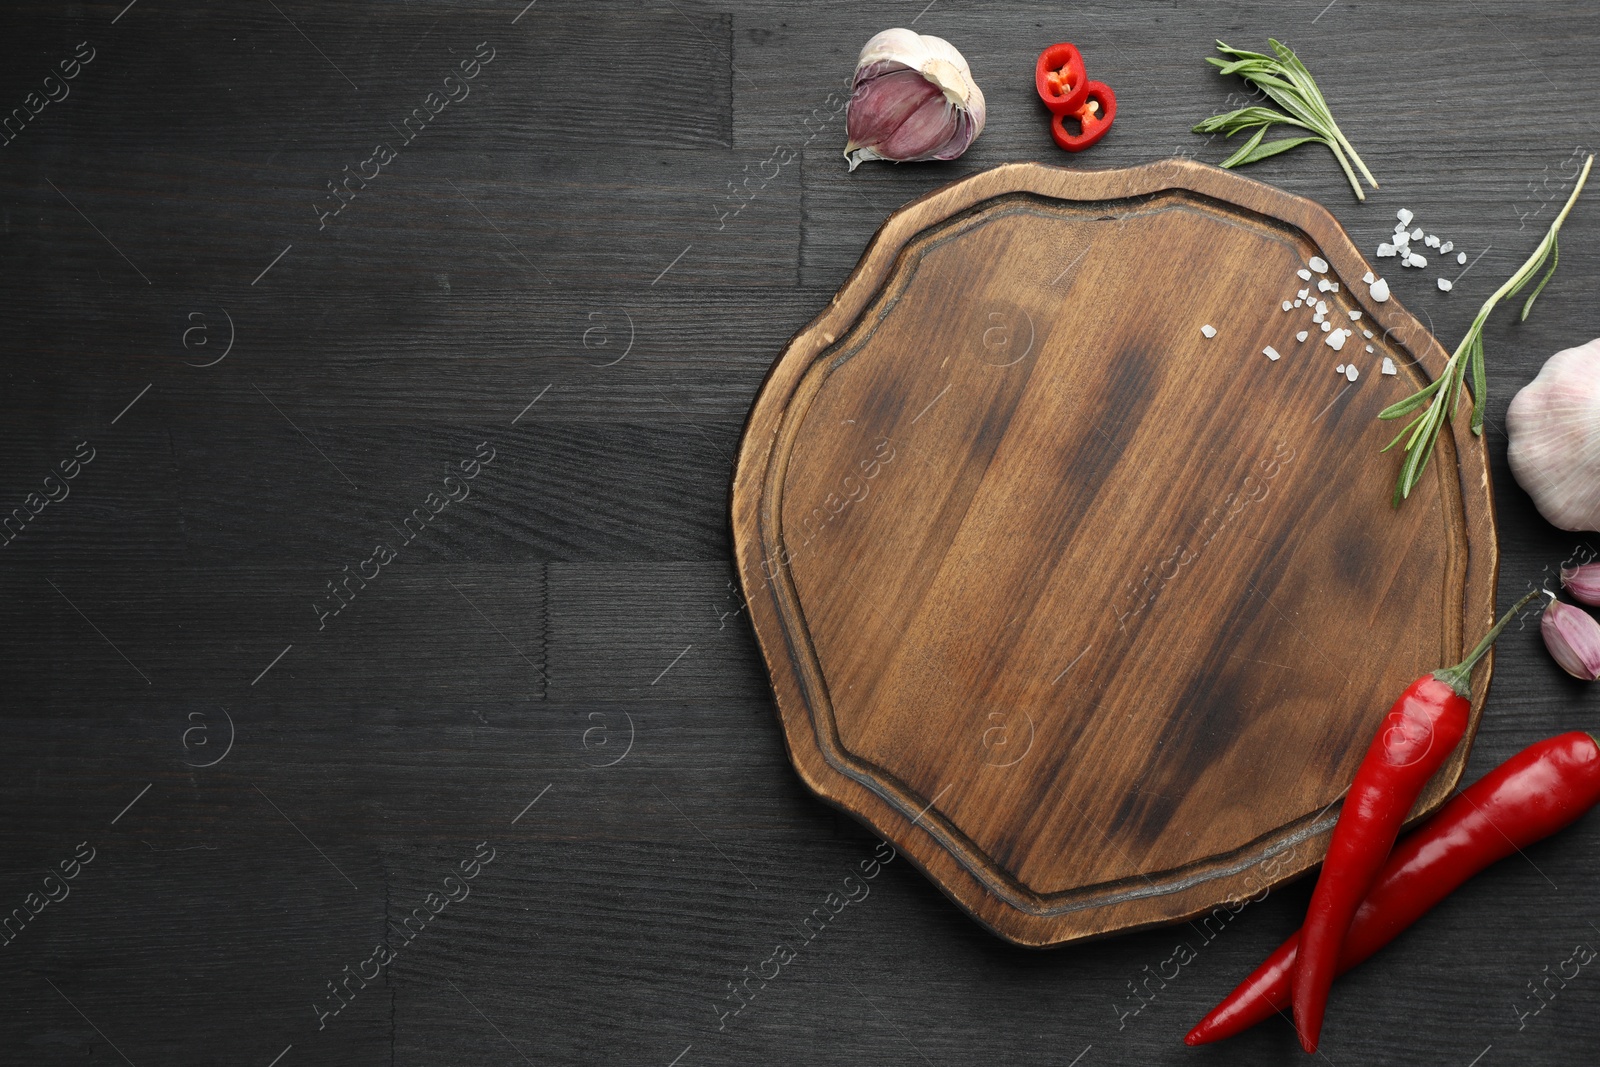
{"left": 731, "top": 159, "right": 1497, "bottom": 947}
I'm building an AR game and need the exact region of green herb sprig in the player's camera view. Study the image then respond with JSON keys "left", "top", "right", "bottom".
{"left": 1379, "top": 153, "right": 1594, "bottom": 506}
{"left": 1192, "top": 39, "right": 1378, "bottom": 201}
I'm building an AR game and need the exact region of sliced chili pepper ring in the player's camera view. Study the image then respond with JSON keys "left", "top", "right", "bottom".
{"left": 1034, "top": 42, "right": 1088, "bottom": 115}
{"left": 1049, "top": 80, "right": 1116, "bottom": 152}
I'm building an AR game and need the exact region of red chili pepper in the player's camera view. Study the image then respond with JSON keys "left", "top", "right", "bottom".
{"left": 1034, "top": 42, "right": 1089, "bottom": 115}
{"left": 1290, "top": 589, "right": 1542, "bottom": 1052}
{"left": 1049, "top": 81, "right": 1116, "bottom": 152}
{"left": 1186, "top": 730, "right": 1600, "bottom": 1046}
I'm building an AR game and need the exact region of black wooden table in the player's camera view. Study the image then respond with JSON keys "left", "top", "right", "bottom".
{"left": 3, "top": 2, "right": 1598, "bottom": 1064}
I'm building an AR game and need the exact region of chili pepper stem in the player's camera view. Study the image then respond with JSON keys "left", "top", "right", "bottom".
{"left": 1432, "top": 588, "right": 1544, "bottom": 696}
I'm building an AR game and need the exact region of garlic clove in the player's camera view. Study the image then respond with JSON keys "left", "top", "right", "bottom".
{"left": 1562, "top": 562, "right": 1600, "bottom": 606}
{"left": 1540, "top": 594, "right": 1600, "bottom": 680}
{"left": 1507, "top": 337, "right": 1600, "bottom": 532}
{"left": 844, "top": 28, "right": 984, "bottom": 170}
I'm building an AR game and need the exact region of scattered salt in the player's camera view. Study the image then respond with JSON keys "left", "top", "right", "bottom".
{"left": 1438, "top": 277, "right": 1453, "bottom": 291}
{"left": 1457, "top": 251, "right": 1467, "bottom": 265}
{"left": 1362, "top": 271, "right": 1376, "bottom": 284}
{"left": 1327, "top": 330, "right": 1347, "bottom": 351}
{"left": 1363, "top": 329, "right": 1373, "bottom": 338}
{"left": 1330, "top": 282, "right": 1340, "bottom": 292}
{"left": 1336, "top": 364, "right": 1346, "bottom": 374}
{"left": 1377, "top": 244, "right": 1397, "bottom": 257}
{"left": 1411, "top": 228, "right": 1423, "bottom": 241}
{"left": 1348, "top": 310, "right": 1362, "bottom": 321}
{"left": 1318, "top": 278, "right": 1334, "bottom": 292}
{"left": 1440, "top": 240, "right": 1454, "bottom": 253}
{"left": 1313, "top": 312, "right": 1325, "bottom": 323}
{"left": 1201, "top": 324, "right": 1217, "bottom": 338}
{"left": 1283, "top": 300, "right": 1294, "bottom": 311}
{"left": 1397, "top": 208, "right": 1414, "bottom": 226}
{"left": 1298, "top": 288, "right": 1311, "bottom": 299}
{"left": 1321, "top": 320, "right": 1332, "bottom": 332}
{"left": 1295, "top": 299, "right": 1304, "bottom": 307}
{"left": 1381, "top": 357, "right": 1397, "bottom": 375}
{"left": 1296, "top": 330, "right": 1309, "bottom": 342}
{"left": 1371, "top": 278, "right": 1391, "bottom": 302}
{"left": 1406, "top": 252, "right": 1427, "bottom": 268}
{"left": 1366, "top": 344, "right": 1374, "bottom": 353}
{"left": 1309, "top": 256, "right": 1329, "bottom": 273}
{"left": 1264, "top": 345, "right": 1281, "bottom": 361}
{"left": 1424, "top": 234, "right": 1441, "bottom": 248}
{"left": 1346, "top": 364, "right": 1359, "bottom": 382}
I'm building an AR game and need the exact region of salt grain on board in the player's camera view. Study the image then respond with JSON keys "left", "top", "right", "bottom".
{"left": 1363, "top": 329, "right": 1373, "bottom": 338}
{"left": 1382, "top": 357, "right": 1397, "bottom": 375}
{"left": 1318, "top": 278, "right": 1334, "bottom": 292}
{"left": 1425, "top": 234, "right": 1440, "bottom": 248}
{"left": 1321, "top": 320, "right": 1332, "bottom": 332}
{"left": 1297, "top": 330, "right": 1309, "bottom": 342}
{"left": 1362, "top": 271, "right": 1375, "bottom": 284}
{"left": 1346, "top": 364, "right": 1359, "bottom": 382}
{"left": 1201, "top": 324, "right": 1217, "bottom": 338}
{"left": 1316, "top": 300, "right": 1328, "bottom": 314}
{"left": 1440, "top": 240, "right": 1454, "bottom": 253}
{"left": 1370, "top": 277, "right": 1391, "bottom": 302}
{"left": 1326, "top": 329, "right": 1347, "bottom": 351}
{"left": 1297, "top": 268, "right": 1312, "bottom": 281}
{"left": 1366, "top": 344, "right": 1375, "bottom": 353}
{"left": 1438, "top": 278, "right": 1454, "bottom": 291}
{"left": 1309, "top": 256, "right": 1329, "bottom": 273}
{"left": 1283, "top": 300, "right": 1294, "bottom": 311}
{"left": 1457, "top": 251, "right": 1467, "bottom": 264}
{"left": 1349, "top": 310, "right": 1362, "bottom": 321}
{"left": 1336, "top": 364, "right": 1346, "bottom": 374}
{"left": 1298, "top": 288, "right": 1311, "bottom": 299}
{"left": 1264, "top": 345, "right": 1281, "bottom": 361}
{"left": 1377, "top": 243, "right": 1398, "bottom": 257}
{"left": 1411, "top": 228, "right": 1423, "bottom": 241}
{"left": 1397, "top": 208, "right": 1414, "bottom": 226}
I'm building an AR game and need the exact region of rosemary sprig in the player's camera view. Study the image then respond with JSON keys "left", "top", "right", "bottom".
{"left": 1379, "top": 153, "right": 1594, "bottom": 507}
{"left": 1192, "top": 39, "right": 1377, "bottom": 201}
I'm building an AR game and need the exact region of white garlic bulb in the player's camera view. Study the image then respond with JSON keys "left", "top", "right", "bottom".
{"left": 1507, "top": 337, "right": 1600, "bottom": 532}
{"left": 844, "top": 29, "right": 986, "bottom": 171}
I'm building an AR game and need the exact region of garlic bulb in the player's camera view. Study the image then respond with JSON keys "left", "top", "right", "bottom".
{"left": 844, "top": 28, "right": 986, "bottom": 171}
{"left": 1507, "top": 337, "right": 1600, "bottom": 532}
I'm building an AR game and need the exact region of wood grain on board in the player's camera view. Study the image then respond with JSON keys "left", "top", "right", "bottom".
{"left": 733, "top": 159, "right": 1498, "bottom": 945}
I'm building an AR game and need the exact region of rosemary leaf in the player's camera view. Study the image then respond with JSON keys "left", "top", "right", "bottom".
{"left": 1195, "top": 39, "right": 1376, "bottom": 200}
{"left": 1379, "top": 153, "right": 1594, "bottom": 505}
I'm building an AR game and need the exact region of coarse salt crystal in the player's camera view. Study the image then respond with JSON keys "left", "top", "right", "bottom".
{"left": 1362, "top": 271, "right": 1375, "bottom": 284}
{"left": 1394, "top": 230, "right": 1410, "bottom": 245}
{"left": 1411, "top": 228, "right": 1423, "bottom": 241}
{"left": 1363, "top": 329, "right": 1373, "bottom": 338}
{"left": 1283, "top": 300, "right": 1294, "bottom": 311}
{"left": 1336, "top": 364, "right": 1346, "bottom": 374}
{"left": 1321, "top": 320, "right": 1332, "bottom": 332}
{"left": 1382, "top": 357, "right": 1397, "bottom": 375}
{"left": 1457, "top": 251, "right": 1467, "bottom": 265}
{"left": 1297, "top": 268, "right": 1312, "bottom": 280}
{"left": 1438, "top": 277, "right": 1453, "bottom": 291}
{"left": 1377, "top": 244, "right": 1397, "bottom": 257}
{"left": 1295, "top": 299, "right": 1304, "bottom": 307}
{"left": 1371, "top": 278, "right": 1391, "bottom": 302}
{"left": 1366, "top": 344, "right": 1375, "bottom": 353}
{"left": 1407, "top": 253, "right": 1427, "bottom": 268}
{"left": 1425, "top": 234, "right": 1440, "bottom": 248}
{"left": 1296, "top": 330, "right": 1309, "bottom": 342}
{"left": 1316, "top": 300, "right": 1328, "bottom": 314}
{"left": 1201, "top": 324, "right": 1217, "bottom": 338}
{"left": 1346, "top": 364, "right": 1359, "bottom": 382}
{"left": 1440, "top": 240, "right": 1454, "bottom": 253}
{"left": 1309, "top": 256, "right": 1329, "bottom": 273}
{"left": 1397, "top": 208, "right": 1414, "bottom": 226}
{"left": 1349, "top": 310, "right": 1362, "bottom": 321}
{"left": 1330, "top": 282, "right": 1340, "bottom": 292}
{"left": 1313, "top": 312, "right": 1324, "bottom": 323}
{"left": 1298, "top": 288, "right": 1311, "bottom": 300}
{"left": 1264, "top": 345, "right": 1281, "bottom": 361}
{"left": 1318, "top": 278, "right": 1334, "bottom": 292}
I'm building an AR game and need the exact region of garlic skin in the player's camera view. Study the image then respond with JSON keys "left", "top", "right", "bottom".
{"left": 1562, "top": 562, "right": 1600, "bottom": 606}
{"left": 1507, "top": 337, "right": 1600, "bottom": 532}
{"left": 1540, "top": 594, "right": 1600, "bottom": 681}
{"left": 844, "top": 29, "right": 986, "bottom": 171}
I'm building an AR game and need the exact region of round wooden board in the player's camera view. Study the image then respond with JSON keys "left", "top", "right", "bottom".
{"left": 730, "top": 159, "right": 1498, "bottom": 948}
